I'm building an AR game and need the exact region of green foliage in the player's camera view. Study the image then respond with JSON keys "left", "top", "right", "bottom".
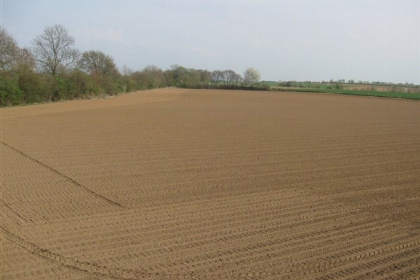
{"left": 326, "top": 83, "right": 342, "bottom": 90}
{"left": 4, "top": 25, "right": 419, "bottom": 106}
{"left": 272, "top": 87, "right": 420, "bottom": 100}
{"left": 17, "top": 68, "right": 45, "bottom": 103}
{"left": 261, "top": 81, "right": 277, "bottom": 87}
{"left": 67, "top": 70, "right": 99, "bottom": 97}
{"left": 164, "top": 66, "right": 211, "bottom": 88}
{"left": 120, "top": 76, "right": 137, "bottom": 93}
{"left": 0, "top": 73, "right": 22, "bottom": 106}
{"left": 194, "top": 83, "right": 270, "bottom": 91}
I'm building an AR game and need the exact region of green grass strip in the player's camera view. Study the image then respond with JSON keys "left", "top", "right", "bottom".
{"left": 272, "top": 87, "right": 420, "bottom": 100}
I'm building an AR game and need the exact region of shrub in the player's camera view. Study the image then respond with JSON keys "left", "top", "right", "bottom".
{"left": 0, "top": 73, "right": 22, "bottom": 106}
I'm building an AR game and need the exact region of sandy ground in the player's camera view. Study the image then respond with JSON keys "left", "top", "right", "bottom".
{"left": 1, "top": 88, "right": 419, "bottom": 279}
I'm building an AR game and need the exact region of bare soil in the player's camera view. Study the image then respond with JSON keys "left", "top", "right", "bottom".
{"left": 1, "top": 88, "right": 419, "bottom": 279}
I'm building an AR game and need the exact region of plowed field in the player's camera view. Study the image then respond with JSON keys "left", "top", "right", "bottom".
{"left": 1, "top": 88, "right": 419, "bottom": 279}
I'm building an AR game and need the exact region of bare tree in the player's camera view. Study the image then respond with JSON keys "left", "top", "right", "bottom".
{"left": 223, "top": 70, "right": 242, "bottom": 84}
{"left": 32, "top": 25, "right": 79, "bottom": 76}
{"left": 222, "top": 70, "right": 232, "bottom": 83}
{"left": 0, "top": 28, "right": 19, "bottom": 71}
{"left": 211, "top": 70, "right": 224, "bottom": 83}
{"left": 0, "top": 28, "right": 36, "bottom": 72}
{"left": 78, "top": 50, "right": 118, "bottom": 77}
{"left": 198, "top": 69, "right": 211, "bottom": 84}
{"left": 232, "top": 72, "right": 243, "bottom": 84}
{"left": 243, "top": 67, "right": 261, "bottom": 84}
{"left": 16, "top": 48, "right": 36, "bottom": 70}
{"left": 121, "top": 65, "right": 133, "bottom": 76}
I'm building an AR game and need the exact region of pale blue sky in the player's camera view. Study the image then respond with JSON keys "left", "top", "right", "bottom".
{"left": 2, "top": 0, "right": 420, "bottom": 83}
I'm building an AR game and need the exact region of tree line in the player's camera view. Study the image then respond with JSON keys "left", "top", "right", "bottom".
{"left": 1, "top": 25, "right": 264, "bottom": 106}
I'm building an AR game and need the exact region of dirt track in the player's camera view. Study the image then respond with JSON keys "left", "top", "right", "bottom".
{"left": 1, "top": 88, "right": 419, "bottom": 279}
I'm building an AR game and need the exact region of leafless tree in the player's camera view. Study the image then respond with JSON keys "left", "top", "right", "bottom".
{"left": 211, "top": 70, "right": 224, "bottom": 83}
{"left": 198, "top": 69, "right": 212, "bottom": 84}
{"left": 0, "top": 28, "right": 19, "bottom": 71}
{"left": 0, "top": 28, "right": 36, "bottom": 72}
{"left": 32, "top": 25, "right": 79, "bottom": 76}
{"left": 16, "top": 48, "right": 36, "bottom": 70}
{"left": 232, "top": 72, "right": 243, "bottom": 84}
{"left": 121, "top": 65, "right": 133, "bottom": 76}
{"left": 223, "top": 70, "right": 242, "bottom": 84}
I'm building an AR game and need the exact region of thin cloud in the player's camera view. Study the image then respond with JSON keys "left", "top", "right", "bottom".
{"left": 3, "top": 0, "right": 420, "bottom": 83}
{"left": 86, "top": 27, "right": 123, "bottom": 43}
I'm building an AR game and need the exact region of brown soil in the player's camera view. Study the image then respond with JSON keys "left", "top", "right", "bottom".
{"left": 1, "top": 88, "right": 419, "bottom": 279}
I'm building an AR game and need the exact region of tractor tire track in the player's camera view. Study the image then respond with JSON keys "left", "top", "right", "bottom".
{"left": 1, "top": 141, "right": 123, "bottom": 209}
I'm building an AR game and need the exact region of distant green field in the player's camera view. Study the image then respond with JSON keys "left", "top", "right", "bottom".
{"left": 261, "top": 81, "right": 279, "bottom": 87}
{"left": 271, "top": 87, "right": 420, "bottom": 100}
